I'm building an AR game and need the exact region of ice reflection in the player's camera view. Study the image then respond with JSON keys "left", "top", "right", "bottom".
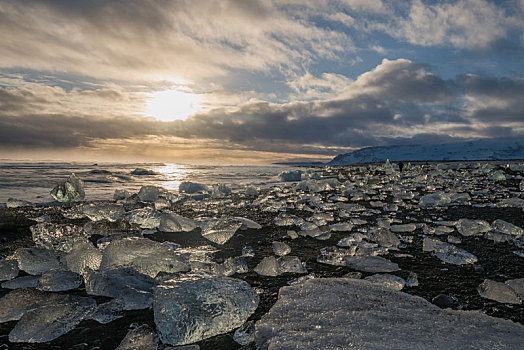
{"left": 153, "top": 164, "right": 189, "bottom": 191}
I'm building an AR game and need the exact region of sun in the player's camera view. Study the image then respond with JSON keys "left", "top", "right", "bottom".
{"left": 146, "top": 89, "right": 201, "bottom": 121}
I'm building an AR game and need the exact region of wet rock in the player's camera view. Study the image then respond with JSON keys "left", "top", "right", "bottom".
{"left": 432, "top": 294, "right": 456, "bottom": 309}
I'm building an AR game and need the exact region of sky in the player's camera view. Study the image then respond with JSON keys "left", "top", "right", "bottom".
{"left": 0, "top": 0, "right": 523, "bottom": 164}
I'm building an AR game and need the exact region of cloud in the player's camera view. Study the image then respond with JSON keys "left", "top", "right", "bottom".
{"left": 1, "top": 58, "right": 522, "bottom": 159}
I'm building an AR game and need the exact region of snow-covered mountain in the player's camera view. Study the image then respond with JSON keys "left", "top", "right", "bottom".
{"left": 327, "top": 138, "right": 524, "bottom": 165}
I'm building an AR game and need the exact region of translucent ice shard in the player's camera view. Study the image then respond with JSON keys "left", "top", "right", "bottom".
{"left": 245, "top": 185, "right": 259, "bottom": 197}
{"left": 317, "top": 246, "right": 356, "bottom": 266}
{"left": 272, "top": 241, "right": 291, "bottom": 256}
{"left": 223, "top": 257, "right": 249, "bottom": 275}
{"left": 116, "top": 324, "right": 159, "bottom": 350}
{"left": 83, "top": 204, "right": 125, "bottom": 222}
{"left": 491, "top": 219, "right": 523, "bottom": 237}
{"left": 15, "top": 247, "right": 64, "bottom": 275}
{"left": 159, "top": 212, "right": 197, "bottom": 232}
{"left": 345, "top": 256, "right": 400, "bottom": 273}
{"left": 6, "top": 198, "right": 32, "bottom": 208}
{"left": 114, "top": 189, "right": 131, "bottom": 200}
{"left": 364, "top": 274, "right": 406, "bottom": 290}
{"left": 279, "top": 170, "right": 303, "bottom": 182}
{"left": 278, "top": 256, "right": 307, "bottom": 274}
{"left": 200, "top": 217, "right": 242, "bottom": 245}
{"left": 30, "top": 222, "right": 89, "bottom": 253}
{"left": 138, "top": 185, "right": 164, "bottom": 202}
{"left": 179, "top": 181, "right": 209, "bottom": 194}
{"left": 234, "top": 321, "right": 255, "bottom": 346}
{"left": 478, "top": 279, "right": 521, "bottom": 304}
{"left": 0, "top": 259, "right": 19, "bottom": 281}
{"left": 37, "top": 269, "right": 83, "bottom": 292}
{"left": 419, "top": 191, "right": 451, "bottom": 207}
{"left": 254, "top": 257, "right": 282, "bottom": 276}
{"left": 456, "top": 219, "right": 491, "bottom": 236}
{"left": 124, "top": 208, "right": 162, "bottom": 229}
{"left": 65, "top": 242, "right": 102, "bottom": 276}
{"left": 9, "top": 298, "right": 96, "bottom": 343}
{"left": 99, "top": 237, "right": 190, "bottom": 277}
{"left": 371, "top": 228, "right": 400, "bottom": 248}
{"left": 423, "top": 238, "right": 478, "bottom": 265}
{"left": 50, "top": 173, "right": 85, "bottom": 202}
{"left": 235, "top": 217, "right": 262, "bottom": 230}
{"left": 390, "top": 224, "right": 417, "bottom": 233}
{"left": 154, "top": 273, "right": 259, "bottom": 346}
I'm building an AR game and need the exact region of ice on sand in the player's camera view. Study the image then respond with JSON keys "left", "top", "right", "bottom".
{"left": 6, "top": 198, "right": 32, "bottom": 208}
{"left": 154, "top": 273, "right": 259, "bottom": 346}
{"left": 345, "top": 256, "right": 400, "bottom": 273}
{"left": 116, "top": 324, "right": 159, "bottom": 350}
{"left": 278, "top": 256, "right": 307, "bottom": 274}
{"left": 89, "top": 299, "right": 126, "bottom": 324}
{"left": 200, "top": 217, "right": 242, "bottom": 245}
{"left": 138, "top": 185, "right": 164, "bottom": 202}
{"left": 423, "top": 238, "right": 478, "bottom": 265}
{"left": 279, "top": 170, "right": 303, "bottom": 182}
{"left": 37, "top": 269, "right": 83, "bottom": 292}
{"left": 82, "top": 204, "right": 125, "bottom": 222}
{"left": 456, "top": 219, "right": 491, "bottom": 236}
{"left": 478, "top": 279, "right": 521, "bottom": 304}
{"left": 30, "top": 222, "right": 89, "bottom": 253}
{"left": 15, "top": 247, "right": 64, "bottom": 275}
{"left": 124, "top": 208, "right": 162, "bottom": 229}
{"left": 50, "top": 173, "right": 85, "bottom": 202}
{"left": 65, "top": 242, "right": 102, "bottom": 276}
{"left": 99, "top": 237, "right": 189, "bottom": 277}
{"left": 389, "top": 224, "right": 417, "bottom": 233}
{"left": 9, "top": 298, "right": 95, "bottom": 343}
{"left": 272, "top": 241, "right": 291, "bottom": 256}
{"left": 491, "top": 219, "right": 523, "bottom": 237}
{"left": 234, "top": 321, "right": 255, "bottom": 346}
{"left": 418, "top": 191, "right": 451, "bottom": 207}
{"left": 0, "top": 259, "right": 19, "bottom": 281}
{"left": 255, "top": 278, "right": 524, "bottom": 349}
{"left": 1, "top": 275, "right": 40, "bottom": 289}
{"left": 364, "top": 274, "right": 405, "bottom": 290}
{"left": 159, "top": 212, "right": 197, "bottom": 232}
{"left": 179, "top": 182, "right": 209, "bottom": 194}
{"left": 254, "top": 256, "right": 282, "bottom": 277}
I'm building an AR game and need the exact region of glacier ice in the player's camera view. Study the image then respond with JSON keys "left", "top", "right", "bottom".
{"left": 364, "top": 274, "right": 405, "bottom": 290}
{"left": 154, "top": 273, "right": 259, "bottom": 346}
{"left": 83, "top": 204, "right": 125, "bottom": 222}
{"left": 278, "top": 256, "right": 307, "bottom": 274}
{"left": 1, "top": 275, "right": 40, "bottom": 289}
{"left": 423, "top": 238, "right": 478, "bottom": 265}
{"left": 235, "top": 217, "right": 262, "bottom": 230}
{"left": 6, "top": 198, "right": 32, "bottom": 208}
{"left": 0, "top": 259, "right": 19, "bottom": 281}
{"left": 124, "top": 208, "right": 162, "bottom": 229}
{"left": 116, "top": 324, "right": 159, "bottom": 350}
{"left": 419, "top": 191, "right": 451, "bottom": 207}
{"left": 30, "top": 222, "right": 89, "bottom": 253}
{"left": 390, "top": 224, "right": 417, "bottom": 233}
{"left": 223, "top": 256, "right": 249, "bottom": 275}
{"left": 15, "top": 247, "right": 64, "bottom": 275}
{"left": 159, "top": 212, "right": 197, "bottom": 232}
{"left": 345, "top": 256, "right": 400, "bottom": 273}
{"left": 114, "top": 189, "right": 131, "bottom": 200}
{"left": 478, "top": 279, "right": 521, "bottom": 304}
{"left": 65, "top": 242, "right": 103, "bottom": 276}
{"left": 50, "top": 173, "right": 85, "bottom": 202}
{"left": 491, "top": 219, "right": 523, "bottom": 237}
{"left": 255, "top": 278, "right": 524, "bottom": 349}
{"left": 37, "top": 269, "right": 83, "bottom": 292}
{"left": 272, "top": 241, "right": 291, "bottom": 256}
{"left": 234, "top": 321, "right": 255, "bottom": 346}
{"left": 138, "top": 185, "right": 164, "bottom": 202}
{"left": 130, "top": 168, "right": 156, "bottom": 175}
{"left": 279, "top": 170, "right": 303, "bottom": 182}
{"left": 456, "top": 219, "right": 491, "bottom": 236}
{"left": 317, "top": 246, "right": 356, "bottom": 266}
{"left": 179, "top": 181, "right": 209, "bottom": 194}
{"left": 245, "top": 185, "right": 259, "bottom": 197}
{"left": 254, "top": 256, "right": 282, "bottom": 277}
{"left": 199, "top": 217, "right": 242, "bottom": 245}
{"left": 89, "top": 299, "right": 126, "bottom": 324}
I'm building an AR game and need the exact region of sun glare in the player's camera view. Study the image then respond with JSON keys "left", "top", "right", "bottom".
{"left": 146, "top": 89, "right": 201, "bottom": 121}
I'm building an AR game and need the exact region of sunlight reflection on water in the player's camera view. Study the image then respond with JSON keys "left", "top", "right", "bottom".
{"left": 153, "top": 163, "right": 189, "bottom": 191}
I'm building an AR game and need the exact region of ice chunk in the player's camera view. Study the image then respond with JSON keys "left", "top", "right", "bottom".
{"left": 159, "top": 212, "right": 197, "bottom": 232}
{"left": 124, "top": 208, "right": 162, "bottom": 229}
{"left": 84, "top": 219, "right": 137, "bottom": 236}
{"left": 478, "top": 279, "right": 521, "bottom": 304}
{"left": 89, "top": 299, "right": 125, "bottom": 324}
{"left": 65, "top": 242, "right": 102, "bottom": 276}
{"left": 30, "top": 222, "right": 89, "bottom": 253}
{"left": 131, "top": 168, "right": 156, "bottom": 175}
{"left": 154, "top": 273, "right": 259, "bottom": 346}
{"left": 254, "top": 257, "right": 282, "bottom": 277}
{"left": 99, "top": 237, "right": 190, "bottom": 277}
{"left": 37, "top": 269, "right": 82, "bottom": 292}
{"left": 278, "top": 256, "right": 307, "bottom": 274}
{"left": 406, "top": 272, "right": 419, "bottom": 287}
{"left": 506, "top": 278, "right": 524, "bottom": 300}
{"left": 179, "top": 182, "right": 209, "bottom": 194}
{"left": 50, "top": 173, "right": 85, "bottom": 202}
{"left": 491, "top": 219, "right": 523, "bottom": 237}
{"left": 15, "top": 247, "right": 64, "bottom": 275}
{"left": 223, "top": 257, "right": 249, "bottom": 275}
{"left": 242, "top": 246, "right": 255, "bottom": 257}
{"left": 364, "top": 274, "right": 405, "bottom": 290}
{"left": 85, "top": 268, "right": 155, "bottom": 310}
{"left": 371, "top": 228, "right": 400, "bottom": 248}
{"left": 9, "top": 298, "right": 96, "bottom": 343}
{"left": 114, "top": 189, "right": 131, "bottom": 200}
{"left": 345, "top": 256, "right": 400, "bottom": 273}
{"left": 255, "top": 278, "right": 524, "bottom": 349}
{"left": 234, "top": 217, "right": 262, "bottom": 230}
{"left": 245, "top": 185, "right": 259, "bottom": 197}
{"left": 274, "top": 213, "right": 304, "bottom": 227}
{"left": 279, "top": 170, "right": 303, "bottom": 182}
{"left": 488, "top": 170, "right": 506, "bottom": 181}
{"left": 272, "top": 241, "right": 291, "bottom": 256}
{"left": 200, "top": 217, "right": 242, "bottom": 245}
{"left": 317, "top": 246, "right": 356, "bottom": 266}
{"left": 211, "top": 184, "right": 232, "bottom": 198}
{"left": 390, "top": 224, "right": 417, "bottom": 233}
{"left": 1, "top": 275, "right": 40, "bottom": 289}
{"left": 419, "top": 191, "right": 451, "bottom": 207}
{"left": 423, "top": 238, "right": 478, "bottom": 265}
{"left": 234, "top": 321, "right": 255, "bottom": 346}
{"left": 190, "top": 261, "right": 227, "bottom": 276}
{"left": 116, "top": 324, "right": 159, "bottom": 350}
{"left": 0, "top": 259, "right": 18, "bottom": 281}
{"left": 328, "top": 222, "right": 353, "bottom": 232}
{"left": 83, "top": 204, "right": 125, "bottom": 222}
{"left": 6, "top": 198, "right": 32, "bottom": 208}
{"left": 154, "top": 196, "right": 171, "bottom": 210}
{"left": 456, "top": 219, "right": 491, "bottom": 236}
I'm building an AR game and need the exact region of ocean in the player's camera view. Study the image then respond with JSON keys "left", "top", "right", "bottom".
{"left": 0, "top": 161, "right": 296, "bottom": 204}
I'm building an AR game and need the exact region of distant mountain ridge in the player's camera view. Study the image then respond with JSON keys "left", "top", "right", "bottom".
{"left": 327, "top": 138, "right": 524, "bottom": 165}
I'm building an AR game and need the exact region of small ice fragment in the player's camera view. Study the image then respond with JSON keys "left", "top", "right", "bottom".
{"left": 345, "top": 256, "right": 400, "bottom": 273}
{"left": 138, "top": 185, "right": 165, "bottom": 202}
{"left": 130, "top": 168, "right": 156, "bottom": 175}
{"left": 15, "top": 247, "right": 64, "bottom": 275}
{"left": 153, "top": 273, "right": 259, "bottom": 346}
{"left": 254, "top": 257, "right": 282, "bottom": 277}
{"left": 89, "top": 299, "right": 126, "bottom": 324}
{"left": 83, "top": 204, "right": 125, "bottom": 222}
{"left": 364, "top": 274, "right": 405, "bottom": 290}
{"left": 50, "top": 173, "right": 85, "bottom": 202}
{"left": 234, "top": 321, "right": 255, "bottom": 346}
{"left": 65, "top": 242, "right": 102, "bottom": 276}
{"left": 0, "top": 259, "right": 19, "bottom": 281}
{"left": 30, "top": 222, "right": 89, "bottom": 253}
{"left": 456, "top": 219, "right": 491, "bottom": 236}
{"left": 317, "top": 246, "right": 356, "bottom": 266}
{"left": 223, "top": 257, "right": 249, "bottom": 275}
{"left": 272, "top": 241, "right": 291, "bottom": 256}
{"left": 405, "top": 272, "right": 419, "bottom": 287}
{"left": 287, "top": 230, "right": 299, "bottom": 239}
{"left": 116, "top": 324, "right": 159, "bottom": 350}
{"left": 329, "top": 222, "right": 353, "bottom": 232}
{"left": 242, "top": 246, "right": 255, "bottom": 258}
{"left": 6, "top": 198, "right": 32, "bottom": 208}
{"left": 278, "top": 256, "right": 307, "bottom": 274}
{"left": 372, "top": 228, "right": 400, "bottom": 248}
{"left": 154, "top": 197, "right": 171, "bottom": 210}
{"left": 390, "top": 224, "right": 417, "bottom": 233}
{"left": 423, "top": 238, "right": 478, "bottom": 265}
{"left": 234, "top": 217, "right": 262, "bottom": 230}
{"left": 179, "top": 182, "right": 209, "bottom": 194}
{"left": 9, "top": 299, "right": 96, "bottom": 343}
{"left": 200, "top": 217, "right": 242, "bottom": 245}
{"left": 505, "top": 279, "right": 524, "bottom": 300}
{"left": 491, "top": 219, "right": 523, "bottom": 237}
{"left": 1, "top": 275, "right": 39, "bottom": 289}
{"left": 279, "top": 170, "right": 303, "bottom": 182}
{"left": 245, "top": 186, "right": 259, "bottom": 197}
{"left": 478, "top": 279, "right": 521, "bottom": 304}
{"left": 159, "top": 212, "right": 197, "bottom": 232}
{"left": 419, "top": 191, "right": 451, "bottom": 207}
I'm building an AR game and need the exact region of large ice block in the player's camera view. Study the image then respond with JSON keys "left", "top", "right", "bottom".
{"left": 50, "top": 173, "right": 85, "bottom": 202}
{"left": 200, "top": 217, "right": 242, "bottom": 245}
{"left": 159, "top": 212, "right": 197, "bottom": 232}
{"left": 30, "top": 222, "right": 89, "bottom": 253}
{"left": 65, "top": 242, "right": 103, "bottom": 276}
{"left": 83, "top": 204, "right": 126, "bottom": 222}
